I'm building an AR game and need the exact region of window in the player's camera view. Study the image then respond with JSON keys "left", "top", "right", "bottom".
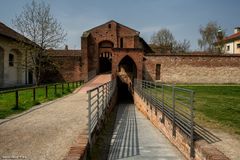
{"left": 156, "top": 64, "right": 161, "bottom": 80}
{"left": 120, "top": 38, "right": 123, "bottom": 48}
{"left": 108, "top": 24, "right": 111, "bottom": 29}
{"left": 9, "top": 53, "right": 14, "bottom": 66}
{"left": 226, "top": 45, "right": 230, "bottom": 51}
{"left": 237, "top": 43, "right": 240, "bottom": 48}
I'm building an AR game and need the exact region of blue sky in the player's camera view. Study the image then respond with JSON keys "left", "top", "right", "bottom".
{"left": 0, "top": 0, "right": 239, "bottom": 50}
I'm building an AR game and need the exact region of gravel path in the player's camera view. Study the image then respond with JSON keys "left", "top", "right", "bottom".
{"left": 79, "top": 74, "right": 111, "bottom": 93}
{"left": 210, "top": 128, "right": 240, "bottom": 160}
{"left": 0, "top": 74, "right": 112, "bottom": 160}
{"left": 0, "top": 91, "right": 88, "bottom": 160}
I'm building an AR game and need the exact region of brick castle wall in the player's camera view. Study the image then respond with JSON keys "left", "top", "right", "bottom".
{"left": 52, "top": 56, "right": 82, "bottom": 82}
{"left": 144, "top": 54, "right": 240, "bottom": 83}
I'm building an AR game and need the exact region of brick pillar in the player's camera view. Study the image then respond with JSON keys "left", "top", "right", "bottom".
{"left": 81, "top": 36, "right": 89, "bottom": 82}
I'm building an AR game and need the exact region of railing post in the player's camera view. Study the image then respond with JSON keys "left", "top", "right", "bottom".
{"left": 105, "top": 83, "right": 108, "bottom": 106}
{"left": 45, "top": 86, "right": 48, "bottom": 99}
{"left": 105, "top": 84, "right": 108, "bottom": 109}
{"left": 151, "top": 82, "right": 153, "bottom": 109}
{"left": 68, "top": 82, "right": 69, "bottom": 89}
{"left": 107, "top": 82, "right": 110, "bottom": 103}
{"left": 54, "top": 84, "right": 57, "bottom": 96}
{"left": 103, "top": 85, "right": 106, "bottom": 112}
{"left": 101, "top": 85, "right": 104, "bottom": 116}
{"left": 172, "top": 84, "right": 176, "bottom": 137}
{"left": 15, "top": 90, "right": 19, "bottom": 109}
{"left": 161, "top": 84, "right": 165, "bottom": 123}
{"left": 143, "top": 80, "right": 145, "bottom": 97}
{"left": 62, "top": 83, "right": 64, "bottom": 95}
{"left": 33, "top": 88, "right": 36, "bottom": 101}
{"left": 190, "top": 91, "right": 195, "bottom": 158}
{"left": 88, "top": 91, "right": 92, "bottom": 151}
{"left": 154, "top": 82, "right": 157, "bottom": 115}
{"left": 97, "top": 87, "right": 100, "bottom": 122}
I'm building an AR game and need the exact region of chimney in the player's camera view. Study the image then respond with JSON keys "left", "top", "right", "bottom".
{"left": 65, "top": 45, "right": 68, "bottom": 50}
{"left": 217, "top": 27, "right": 223, "bottom": 41}
{"left": 234, "top": 27, "right": 240, "bottom": 34}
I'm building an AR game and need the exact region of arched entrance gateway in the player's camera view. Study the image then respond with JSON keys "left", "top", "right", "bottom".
{"left": 117, "top": 55, "right": 137, "bottom": 101}
{"left": 81, "top": 20, "right": 144, "bottom": 81}
{"left": 117, "top": 55, "right": 137, "bottom": 83}
{"left": 99, "top": 41, "right": 113, "bottom": 74}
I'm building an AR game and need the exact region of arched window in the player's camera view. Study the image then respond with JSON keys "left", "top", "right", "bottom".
{"left": 99, "top": 40, "right": 114, "bottom": 48}
{"left": 120, "top": 38, "right": 123, "bottom": 48}
{"left": 9, "top": 53, "right": 14, "bottom": 66}
{"left": 156, "top": 64, "right": 161, "bottom": 80}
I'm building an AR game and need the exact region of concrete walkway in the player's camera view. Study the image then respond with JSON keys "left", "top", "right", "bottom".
{"left": 0, "top": 74, "right": 111, "bottom": 160}
{"left": 78, "top": 74, "right": 111, "bottom": 93}
{"left": 108, "top": 103, "right": 184, "bottom": 160}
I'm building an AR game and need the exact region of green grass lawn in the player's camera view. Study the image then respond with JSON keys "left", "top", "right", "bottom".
{"left": 149, "top": 84, "right": 240, "bottom": 134}
{"left": 181, "top": 85, "right": 240, "bottom": 134}
{"left": 0, "top": 83, "right": 81, "bottom": 119}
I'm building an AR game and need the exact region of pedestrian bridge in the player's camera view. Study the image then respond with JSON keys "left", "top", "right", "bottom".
{"left": 86, "top": 74, "right": 224, "bottom": 160}
{"left": 0, "top": 74, "right": 227, "bottom": 160}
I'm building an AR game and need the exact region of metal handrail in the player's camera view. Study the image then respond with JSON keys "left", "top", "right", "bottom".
{"left": 87, "top": 79, "right": 116, "bottom": 149}
{"left": 134, "top": 79, "right": 195, "bottom": 158}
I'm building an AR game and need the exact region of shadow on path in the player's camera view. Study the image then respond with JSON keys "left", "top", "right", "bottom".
{"left": 108, "top": 104, "right": 140, "bottom": 159}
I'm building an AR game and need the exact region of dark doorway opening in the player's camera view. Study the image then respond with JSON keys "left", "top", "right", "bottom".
{"left": 117, "top": 77, "right": 133, "bottom": 103}
{"left": 98, "top": 41, "right": 113, "bottom": 74}
{"left": 28, "top": 70, "right": 33, "bottom": 84}
{"left": 118, "top": 56, "right": 137, "bottom": 80}
{"left": 99, "top": 57, "right": 112, "bottom": 73}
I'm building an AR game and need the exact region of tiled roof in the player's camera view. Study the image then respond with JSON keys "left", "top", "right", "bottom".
{"left": 223, "top": 32, "right": 240, "bottom": 42}
{"left": 47, "top": 49, "right": 81, "bottom": 57}
{"left": 0, "top": 21, "right": 33, "bottom": 45}
{"left": 84, "top": 20, "right": 140, "bottom": 36}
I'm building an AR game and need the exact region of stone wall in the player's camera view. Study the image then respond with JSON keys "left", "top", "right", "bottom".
{"left": 133, "top": 91, "right": 230, "bottom": 160}
{"left": 44, "top": 53, "right": 82, "bottom": 83}
{"left": 0, "top": 36, "right": 31, "bottom": 87}
{"left": 144, "top": 54, "right": 240, "bottom": 83}
{"left": 54, "top": 57, "right": 81, "bottom": 82}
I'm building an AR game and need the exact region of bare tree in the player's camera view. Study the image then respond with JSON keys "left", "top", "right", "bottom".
{"left": 12, "top": 0, "right": 66, "bottom": 85}
{"left": 173, "top": 39, "right": 191, "bottom": 53}
{"left": 150, "top": 28, "right": 175, "bottom": 53}
{"left": 198, "top": 21, "right": 224, "bottom": 53}
{"left": 150, "top": 28, "right": 190, "bottom": 53}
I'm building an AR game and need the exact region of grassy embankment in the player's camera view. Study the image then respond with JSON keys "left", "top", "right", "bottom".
{"left": 0, "top": 83, "right": 81, "bottom": 119}
{"left": 182, "top": 85, "right": 240, "bottom": 134}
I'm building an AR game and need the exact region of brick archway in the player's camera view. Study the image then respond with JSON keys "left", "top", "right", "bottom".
{"left": 112, "top": 49, "right": 143, "bottom": 80}
{"left": 99, "top": 52, "right": 112, "bottom": 73}
{"left": 98, "top": 41, "right": 114, "bottom": 74}
{"left": 118, "top": 55, "right": 137, "bottom": 78}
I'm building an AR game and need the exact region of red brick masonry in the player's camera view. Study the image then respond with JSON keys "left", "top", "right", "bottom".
{"left": 133, "top": 91, "right": 230, "bottom": 160}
